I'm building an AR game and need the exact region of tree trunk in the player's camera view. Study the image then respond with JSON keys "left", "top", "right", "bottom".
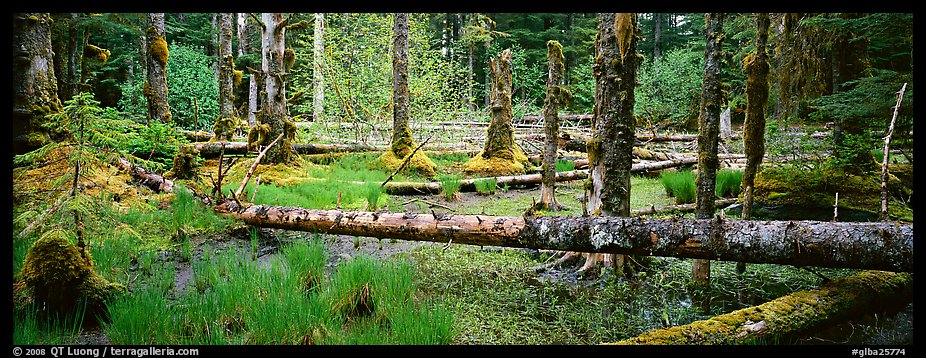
{"left": 693, "top": 13, "right": 726, "bottom": 283}
{"left": 538, "top": 40, "right": 567, "bottom": 211}
{"left": 248, "top": 74, "right": 257, "bottom": 126}
{"left": 614, "top": 270, "right": 912, "bottom": 345}
{"left": 585, "top": 13, "right": 640, "bottom": 272}
{"left": 741, "top": 13, "right": 770, "bottom": 204}
{"left": 145, "top": 13, "right": 171, "bottom": 123}
{"left": 13, "top": 12, "right": 63, "bottom": 155}
{"left": 214, "top": 205, "right": 913, "bottom": 273}
{"left": 65, "top": 13, "right": 82, "bottom": 101}
{"left": 464, "top": 48, "right": 526, "bottom": 176}
{"left": 117, "top": 158, "right": 174, "bottom": 193}
{"left": 216, "top": 13, "right": 237, "bottom": 140}
{"left": 653, "top": 13, "right": 662, "bottom": 59}
{"left": 881, "top": 83, "right": 907, "bottom": 221}
{"left": 313, "top": 13, "right": 325, "bottom": 123}
{"left": 237, "top": 13, "right": 249, "bottom": 56}
{"left": 257, "top": 13, "right": 296, "bottom": 164}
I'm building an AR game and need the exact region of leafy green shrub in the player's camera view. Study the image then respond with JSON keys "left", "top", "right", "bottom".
{"left": 661, "top": 170, "right": 696, "bottom": 204}
{"left": 715, "top": 169, "right": 744, "bottom": 198}
{"left": 635, "top": 46, "right": 704, "bottom": 129}
{"left": 474, "top": 177, "right": 497, "bottom": 195}
{"left": 438, "top": 174, "right": 462, "bottom": 201}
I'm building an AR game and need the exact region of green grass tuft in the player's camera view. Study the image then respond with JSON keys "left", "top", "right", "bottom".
{"left": 474, "top": 177, "right": 497, "bottom": 195}
{"left": 661, "top": 170, "right": 696, "bottom": 204}
{"left": 715, "top": 169, "right": 744, "bottom": 198}
{"left": 438, "top": 174, "right": 463, "bottom": 201}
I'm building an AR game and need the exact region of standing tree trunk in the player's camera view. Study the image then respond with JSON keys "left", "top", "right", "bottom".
{"left": 145, "top": 13, "right": 171, "bottom": 124}
{"left": 536, "top": 40, "right": 567, "bottom": 211}
{"left": 13, "top": 13, "right": 63, "bottom": 155}
{"left": 463, "top": 48, "right": 529, "bottom": 176}
{"left": 580, "top": 13, "right": 640, "bottom": 274}
{"left": 653, "top": 13, "right": 662, "bottom": 59}
{"left": 237, "top": 13, "right": 249, "bottom": 56}
{"left": 379, "top": 13, "right": 437, "bottom": 177}
{"left": 741, "top": 13, "right": 770, "bottom": 218}
{"left": 250, "top": 13, "right": 298, "bottom": 164}
{"left": 692, "top": 13, "right": 726, "bottom": 284}
{"left": 313, "top": 13, "right": 325, "bottom": 124}
{"left": 214, "top": 13, "right": 237, "bottom": 141}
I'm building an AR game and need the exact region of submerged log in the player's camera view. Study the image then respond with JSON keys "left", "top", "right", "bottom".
{"left": 214, "top": 205, "right": 913, "bottom": 272}
{"left": 612, "top": 270, "right": 913, "bottom": 345}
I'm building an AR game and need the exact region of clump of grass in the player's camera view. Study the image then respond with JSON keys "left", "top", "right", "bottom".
{"left": 715, "top": 169, "right": 743, "bottom": 198}
{"left": 364, "top": 182, "right": 384, "bottom": 210}
{"left": 438, "top": 174, "right": 462, "bottom": 201}
{"left": 555, "top": 159, "right": 575, "bottom": 172}
{"left": 474, "top": 177, "right": 497, "bottom": 195}
{"left": 169, "top": 185, "right": 232, "bottom": 234}
{"left": 281, "top": 236, "right": 328, "bottom": 293}
{"left": 661, "top": 170, "right": 696, "bottom": 204}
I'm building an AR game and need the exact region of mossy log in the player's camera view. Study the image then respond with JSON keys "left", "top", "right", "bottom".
{"left": 116, "top": 158, "right": 174, "bottom": 193}
{"left": 214, "top": 205, "right": 912, "bottom": 272}
{"left": 611, "top": 270, "right": 912, "bottom": 345}
{"left": 188, "top": 141, "right": 465, "bottom": 158}
{"left": 631, "top": 198, "right": 737, "bottom": 216}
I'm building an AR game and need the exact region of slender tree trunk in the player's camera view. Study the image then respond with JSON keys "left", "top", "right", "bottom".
{"left": 583, "top": 13, "right": 640, "bottom": 273}
{"left": 217, "top": 13, "right": 236, "bottom": 124}
{"left": 741, "top": 13, "right": 770, "bottom": 206}
{"left": 538, "top": 40, "right": 567, "bottom": 211}
{"left": 13, "top": 12, "right": 63, "bottom": 155}
{"left": 145, "top": 13, "right": 171, "bottom": 123}
{"left": 237, "top": 13, "right": 249, "bottom": 56}
{"left": 390, "top": 13, "right": 414, "bottom": 158}
{"left": 653, "top": 13, "right": 662, "bottom": 59}
{"left": 692, "top": 13, "right": 726, "bottom": 283}
{"left": 248, "top": 74, "right": 257, "bottom": 126}
{"left": 313, "top": 13, "right": 325, "bottom": 123}
{"left": 257, "top": 13, "right": 296, "bottom": 164}
{"left": 880, "top": 83, "right": 907, "bottom": 221}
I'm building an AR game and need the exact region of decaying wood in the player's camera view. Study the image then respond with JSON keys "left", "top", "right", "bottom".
{"left": 213, "top": 205, "right": 913, "bottom": 272}
{"left": 116, "top": 158, "right": 174, "bottom": 193}
{"left": 881, "top": 83, "right": 907, "bottom": 221}
{"left": 379, "top": 169, "right": 589, "bottom": 195}
{"left": 187, "top": 141, "right": 465, "bottom": 158}
{"left": 234, "top": 131, "right": 283, "bottom": 200}
{"left": 612, "top": 270, "right": 913, "bottom": 345}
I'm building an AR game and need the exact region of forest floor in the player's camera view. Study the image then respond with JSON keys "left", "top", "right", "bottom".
{"left": 14, "top": 124, "right": 914, "bottom": 346}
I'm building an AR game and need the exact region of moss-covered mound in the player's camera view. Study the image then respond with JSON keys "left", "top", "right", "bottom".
{"left": 378, "top": 149, "right": 437, "bottom": 178}
{"left": 462, "top": 145, "right": 531, "bottom": 177}
{"left": 19, "top": 231, "right": 125, "bottom": 316}
{"left": 751, "top": 165, "right": 913, "bottom": 221}
{"left": 168, "top": 145, "right": 200, "bottom": 180}
{"left": 211, "top": 117, "right": 238, "bottom": 142}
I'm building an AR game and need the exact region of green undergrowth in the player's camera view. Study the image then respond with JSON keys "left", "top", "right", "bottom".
{"left": 408, "top": 243, "right": 860, "bottom": 344}
{"left": 101, "top": 237, "right": 453, "bottom": 344}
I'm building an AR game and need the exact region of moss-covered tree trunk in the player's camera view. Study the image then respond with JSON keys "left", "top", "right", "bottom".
{"left": 145, "top": 13, "right": 171, "bottom": 124}
{"left": 537, "top": 40, "right": 567, "bottom": 211}
{"left": 253, "top": 13, "right": 297, "bottom": 164}
{"left": 214, "top": 13, "right": 237, "bottom": 141}
{"left": 463, "top": 48, "right": 528, "bottom": 176}
{"left": 313, "top": 13, "right": 325, "bottom": 124}
{"left": 693, "top": 13, "right": 726, "bottom": 283}
{"left": 741, "top": 13, "right": 770, "bottom": 219}
{"left": 581, "top": 13, "right": 640, "bottom": 273}
{"left": 379, "top": 13, "right": 437, "bottom": 177}
{"left": 13, "top": 13, "right": 63, "bottom": 155}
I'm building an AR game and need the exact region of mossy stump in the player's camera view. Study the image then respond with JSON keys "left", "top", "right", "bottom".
{"left": 170, "top": 145, "right": 200, "bottom": 180}
{"left": 462, "top": 145, "right": 530, "bottom": 177}
{"left": 378, "top": 148, "right": 437, "bottom": 178}
{"left": 211, "top": 117, "right": 238, "bottom": 142}
{"left": 19, "top": 232, "right": 126, "bottom": 317}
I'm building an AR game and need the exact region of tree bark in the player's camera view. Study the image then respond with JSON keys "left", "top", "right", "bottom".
{"left": 236, "top": 13, "right": 249, "bottom": 56}
{"left": 217, "top": 13, "right": 236, "bottom": 124}
{"left": 741, "top": 13, "right": 770, "bottom": 206}
{"left": 613, "top": 270, "right": 912, "bottom": 345}
{"left": 693, "top": 13, "right": 726, "bottom": 283}
{"left": 880, "top": 83, "right": 907, "bottom": 221}
{"left": 65, "top": 13, "right": 82, "bottom": 101}
{"left": 584, "top": 13, "right": 640, "bottom": 271}
{"left": 116, "top": 158, "right": 174, "bottom": 193}
{"left": 538, "top": 40, "right": 567, "bottom": 211}
{"left": 214, "top": 205, "right": 913, "bottom": 273}
{"left": 145, "top": 13, "right": 171, "bottom": 123}
{"left": 313, "top": 13, "right": 325, "bottom": 123}
{"left": 257, "top": 13, "right": 296, "bottom": 164}
{"left": 13, "top": 12, "right": 63, "bottom": 155}
{"left": 389, "top": 13, "right": 416, "bottom": 158}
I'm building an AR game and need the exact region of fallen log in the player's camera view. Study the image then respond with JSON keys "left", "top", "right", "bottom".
{"left": 189, "top": 141, "right": 469, "bottom": 158}
{"left": 611, "top": 270, "right": 913, "bottom": 345}
{"left": 116, "top": 158, "right": 174, "bottom": 193}
{"left": 177, "top": 129, "right": 215, "bottom": 142}
{"left": 214, "top": 205, "right": 913, "bottom": 272}
{"left": 631, "top": 198, "right": 737, "bottom": 216}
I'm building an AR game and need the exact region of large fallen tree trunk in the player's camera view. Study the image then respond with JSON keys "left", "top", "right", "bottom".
{"left": 611, "top": 270, "right": 913, "bottom": 345}
{"left": 379, "top": 158, "right": 701, "bottom": 195}
{"left": 214, "top": 204, "right": 913, "bottom": 272}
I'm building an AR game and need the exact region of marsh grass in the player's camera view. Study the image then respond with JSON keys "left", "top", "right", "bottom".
{"left": 661, "top": 170, "right": 696, "bottom": 204}
{"left": 438, "top": 174, "right": 463, "bottom": 201}
{"left": 13, "top": 300, "right": 87, "bottom": 345}
{"left": 474, "top": 177, "right": 497, "bottom": 195}
{"left": 715, "top": 169, "right": 744, "bottom": 198}
{"left": 101, "top": 239, "right": 453, "bottom": 345}
{"left": 555, "top": 159, "right": 575, "bottom": 172}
